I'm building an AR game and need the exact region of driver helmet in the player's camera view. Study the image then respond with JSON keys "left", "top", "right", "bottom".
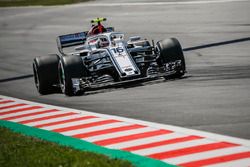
{"left": 97, "top": 38, "right": 109, "bottom": 48}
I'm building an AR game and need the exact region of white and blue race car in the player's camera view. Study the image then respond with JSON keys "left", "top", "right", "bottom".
{"left": 33, "top": 18, "right": 186, "bottom": 96}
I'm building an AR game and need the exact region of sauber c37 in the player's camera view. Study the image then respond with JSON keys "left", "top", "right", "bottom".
{"left": 33, "top": 18, "right": 186, "bottom": 96}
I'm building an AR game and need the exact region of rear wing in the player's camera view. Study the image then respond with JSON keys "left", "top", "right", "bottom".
{"left": 57, "top": 32, "right": 87, "bottom": 54}
{"left": 56, "top": 27, "right": 115, "bottom": 53}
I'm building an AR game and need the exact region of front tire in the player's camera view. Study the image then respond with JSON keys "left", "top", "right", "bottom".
{"left": 58, "top": 55, "right": 87, "bottom": 96}
{"left": 33, "top": 54, "right": 59, "bottom": 95}
{"left": 156, "top": 38, "right": 186, "bottom": 78}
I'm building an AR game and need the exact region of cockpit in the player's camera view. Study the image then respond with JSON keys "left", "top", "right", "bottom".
{"left": 110, "top": 33, "right": 124, "bottom": 46}
{"left": 86, "top": 33, "right": 125, "bottom": 50}
{"left": 87, "top": 35, "right": 109, "bottom": 50}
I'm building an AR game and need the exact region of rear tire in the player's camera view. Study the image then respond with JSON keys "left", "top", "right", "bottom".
{"left": 33, "top": 54, "right": 59, "bottom": 95}
{"left": 156, "top": 38, "right": 186, "bottom": 78}
{"left": 58, "top": 55, "right": 87, "bottom": 96}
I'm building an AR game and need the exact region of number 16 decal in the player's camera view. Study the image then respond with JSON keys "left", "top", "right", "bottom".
{"left": 111, "top": 47, "right": 124, "bottom": 54}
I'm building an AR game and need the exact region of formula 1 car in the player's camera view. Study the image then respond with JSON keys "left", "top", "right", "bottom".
{"left": 33, "top": 18, "right": 186, "bottom": 96}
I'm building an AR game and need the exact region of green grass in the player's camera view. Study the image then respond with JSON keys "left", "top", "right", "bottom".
{"left": 0, "top": 127, "right": 133, "bottom": 167}
{"left": 0, "top": 0, "right": 91, "bottom": 7}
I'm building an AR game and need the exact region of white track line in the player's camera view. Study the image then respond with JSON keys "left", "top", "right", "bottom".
{"left": 62, "top": 122, "right": 130, "bottom": 136}
{"left": 0, "top": 99, "right": 13, "bottom": 103}
{"left": 0, "top": 107, "right": 47, "bottom": 119}
{"left": 85, "top": 127, "right": 156, "bottom": 142}
{"left": 164, "top": 146, "right": 250, "bottom": 165}
{"left": 0, "top": 105, "right": 34, "bottom": 114}
{"left": 132, "top": 138, "right": 215, "bottom": 156}
{"left": 107, "top": 132, "right": 188, "bottom": 149}
{"left": 10, "top": 111, "right": 63, "bottom": 122}
{"left": 25, "top": 114, "right": 82, "bottom": 126}
{"left": 205, "top": 158, "right": 250, "bottom": 167}
{"left": 41, "top": 117, "right": 106, "bottom": 131}
{"left": 78, "top": 0, "right": 249, "bottom": 7}
{"left": 0, "top": 101, "right": 23, "bottom": 108}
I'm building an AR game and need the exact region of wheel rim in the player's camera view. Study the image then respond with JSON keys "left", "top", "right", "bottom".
{"left": 33, "top": 63, "right": 40, "bottom": 90}
{"left": 59, "top": 61, "right": 66, "bottom": 93}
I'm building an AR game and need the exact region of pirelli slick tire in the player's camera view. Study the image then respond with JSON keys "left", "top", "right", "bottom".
{"left": 33, "top": 54, "right": 59, "bottom": 95}
{"left": 58, "top": 55, "right": 87, "bottom": 96}
{"left": 156, "top": 38, "right": 186, "bottom": 78}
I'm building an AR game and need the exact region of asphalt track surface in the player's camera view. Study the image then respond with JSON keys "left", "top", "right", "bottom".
{"left": 0, "top": 0, "right": 250, "bottom": 140}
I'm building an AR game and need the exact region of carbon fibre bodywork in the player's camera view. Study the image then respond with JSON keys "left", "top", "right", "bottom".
{"left": 57, "top": 31, "right": 183, "bottom": 94}
{"left": 33, "top": 26, "right": 185, "bottom": 96}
